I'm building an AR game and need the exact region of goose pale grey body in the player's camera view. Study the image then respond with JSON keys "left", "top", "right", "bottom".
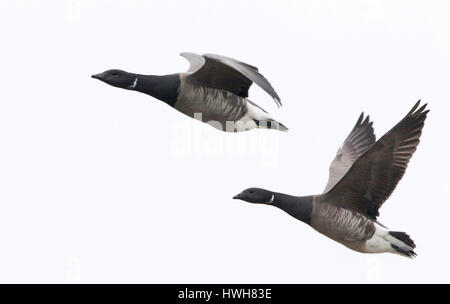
{"left": 311, "top": 196, "right": 376, "bottom": 253}
{"left": 234, "top": 101, "right": 429, "bottom": 257}
{"left": 175, "top": 76, "right": 249, "bottom": 129}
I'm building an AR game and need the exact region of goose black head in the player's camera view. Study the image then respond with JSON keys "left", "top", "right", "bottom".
{"left": 92, "top": 69, "right": 136, "bottom": 89}
{"left": 233, "top": 188, "right": 274, "bottom": 205}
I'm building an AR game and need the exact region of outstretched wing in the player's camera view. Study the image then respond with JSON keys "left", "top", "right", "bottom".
{"left": 324, "top": 101, "right": 429, "bottom": 220}
{"left": 323, "top": 113, "right": 376, "bottom": 193}
{"left": 180, "top": 52, "right": 281, "bottom": 107}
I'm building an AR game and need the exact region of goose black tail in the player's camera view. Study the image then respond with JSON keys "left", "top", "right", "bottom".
{"left": 389, "top": 231, "right": 417, "bottom": 258}
{"left": 254, "top": 119, "right": 289, "bottom": 131}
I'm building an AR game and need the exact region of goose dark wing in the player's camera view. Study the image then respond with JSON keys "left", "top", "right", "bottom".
{"left": 180, "top": 52, "right": 281, "bottom": 107}
{"left": 323, "top": 113, "right": 376, "bottom": 193}
{"left": 324, "top": 101, "right": 429, "bottom": 220}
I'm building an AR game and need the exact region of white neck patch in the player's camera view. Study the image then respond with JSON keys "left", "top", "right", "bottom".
{"left": 268, "top": 194, "right": 275, "bottom": 204}
{"left": 128, "top": 77, "right": 138, "bottom": 89}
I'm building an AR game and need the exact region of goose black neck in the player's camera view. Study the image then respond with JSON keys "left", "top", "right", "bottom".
{"left": 273, "top": 193, "right": 313, "bottom": 225}
{"left": 132, "top": 74, "right": 180, "bottom": 107}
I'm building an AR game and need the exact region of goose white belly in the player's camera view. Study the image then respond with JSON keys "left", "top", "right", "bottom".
{"left": 234, "top": 101, "right": 277, "bottom": 131}
{"left": 364, "top": 224, "right": 397, "bottom": 253}
{"left": 364, "top": 224, "right": 415, "bottom": 255}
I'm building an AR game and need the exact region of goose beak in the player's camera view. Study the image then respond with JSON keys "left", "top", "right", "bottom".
{"left": 91, "top": 73, "right": 104, "bottom": 80}
{"left": 233, "top": 194, "right": 243, "bottom": 200}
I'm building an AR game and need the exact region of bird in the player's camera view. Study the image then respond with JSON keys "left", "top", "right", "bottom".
{"left": 233, "top": 101, "right": 429, "bottom": 258}
{"left": 92, "top": 53, "right": 287, "bottom": 132}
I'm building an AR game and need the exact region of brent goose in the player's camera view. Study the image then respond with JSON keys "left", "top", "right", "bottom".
{"left": 92, "top": 53, "right": 287, "bottom": 132}
{"left": 234, "top": 101, "right": 429, "bottom": 258}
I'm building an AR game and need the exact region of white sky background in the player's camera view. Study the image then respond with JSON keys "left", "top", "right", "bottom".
{"left": 0, "top": 0, "right": 449, "bottom": 283}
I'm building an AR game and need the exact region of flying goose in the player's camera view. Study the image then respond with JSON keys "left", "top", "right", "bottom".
{"left": 92, "top": 53, "right": 287, "bottom": 132}
{"left": 233, "top": 101, "right": 429, "bottom": 258}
